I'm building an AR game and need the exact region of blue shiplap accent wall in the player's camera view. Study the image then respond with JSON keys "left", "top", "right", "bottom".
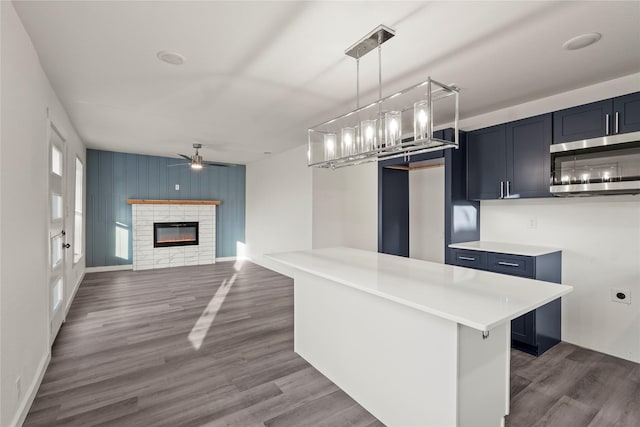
{"left": 86, "top": 149, "right": 246, "bottom": 267}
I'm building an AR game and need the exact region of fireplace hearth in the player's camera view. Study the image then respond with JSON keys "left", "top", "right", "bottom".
{"left": 154, "top": 222, "right": 199, "bottom": 248}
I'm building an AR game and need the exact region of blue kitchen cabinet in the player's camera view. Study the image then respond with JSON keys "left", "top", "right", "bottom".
{"left": 467, "top": 114, "right": 552, "bottom": 200}
{"left": 553, "top": 92, "right": 640, "bottom": 143}
{"left": 613, "top": 91, "right": 640, "bottom": 134}
{"left": 467, "top": 124, "right": 506, "bottom": 200}
{"left": 450, "top": 246, "right": 562, "bottom": 356}
{"left": 553, "top": 99, "right": 612, "bottom": 143}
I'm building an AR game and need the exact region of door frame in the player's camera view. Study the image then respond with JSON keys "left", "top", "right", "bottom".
{"left": 47, "top": 112, "right": 69, "bottom": 344}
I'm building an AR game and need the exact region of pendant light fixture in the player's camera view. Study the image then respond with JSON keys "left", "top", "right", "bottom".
{"left": 308, "top": 25, "right": 460, "bottom": 168}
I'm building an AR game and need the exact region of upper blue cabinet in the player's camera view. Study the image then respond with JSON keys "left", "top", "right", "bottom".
{"left": 553, "top": 92, "right": 640, "bottom": 143}
{"left": 467, "top": 113, "right": 552, "bottom": 200}
{"left": 614, "top": 92, "right": 640, "bottom": 134}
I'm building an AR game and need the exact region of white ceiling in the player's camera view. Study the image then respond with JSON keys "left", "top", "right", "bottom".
{"left": 13, "top": 1, "right": 640, "bottom": 164}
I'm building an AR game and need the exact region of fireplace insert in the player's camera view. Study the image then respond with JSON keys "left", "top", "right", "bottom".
{"left": 153, "top": 222, "right": 199, "bottom": 248}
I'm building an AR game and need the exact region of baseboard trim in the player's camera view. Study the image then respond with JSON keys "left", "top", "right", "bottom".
{"left": 65, "top": 270, "right": 85, "bottom": 318}
{"left": 215, "top": 256, "right": 237, "bottom": 262}
{"left": 85, "top": 264, "right": 133, "bottom": 273}
{"left": 10, "top": 350, "right": 51, "bottom": 427}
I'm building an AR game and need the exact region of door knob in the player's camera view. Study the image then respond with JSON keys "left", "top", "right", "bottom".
{"left": 63, "top": 243, "right": 71, "bottom": 249}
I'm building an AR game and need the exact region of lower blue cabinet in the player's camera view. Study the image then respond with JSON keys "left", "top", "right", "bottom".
{"left": 451, "top": 249, "right": 562, "bottom": 356}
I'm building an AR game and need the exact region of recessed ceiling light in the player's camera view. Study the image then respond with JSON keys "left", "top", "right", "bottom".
{"left": 562, "top": 33, "right": 602, "bottom": 51}
{"left": 157, "top": 50, "right": 185, "bottom": 65}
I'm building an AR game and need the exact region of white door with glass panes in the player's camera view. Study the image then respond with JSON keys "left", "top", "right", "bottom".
{"left": 49, "top": 122, "right": 67, "bottom": 343}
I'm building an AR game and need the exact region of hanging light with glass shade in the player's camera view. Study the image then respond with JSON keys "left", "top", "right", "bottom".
{"left": 308, "top": 25, "right": 460, "bottom": 168}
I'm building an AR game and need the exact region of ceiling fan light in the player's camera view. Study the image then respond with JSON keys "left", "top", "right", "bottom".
{"left": 191, "top": 162, "right": 203, "bottom": 170}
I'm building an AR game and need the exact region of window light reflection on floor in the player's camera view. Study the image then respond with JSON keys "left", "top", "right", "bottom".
{"left": 188, "top": 273, "right": 237, "bottom": 350}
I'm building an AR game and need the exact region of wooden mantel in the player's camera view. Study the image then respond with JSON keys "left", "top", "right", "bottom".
{"left": 126, "top": 199, "right": 221, "bottom": 205}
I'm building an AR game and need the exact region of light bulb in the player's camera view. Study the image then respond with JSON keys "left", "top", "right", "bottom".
{"left": 324, "top": 133, "right": 337, "bottom": 160}
{"left": 341, "top": 127, "right": 355, "bottom": 156}
{"left": 419, "top": 109, "right": 427, "bottom": 126}
{"left": 361, "top": 119, "right": 377, "bottom": 151}
{"left": 385, "top": 111, "right": 402, "bottom": 147}
{"left": 414, "top": 100, "right": 430, "bottom": 140}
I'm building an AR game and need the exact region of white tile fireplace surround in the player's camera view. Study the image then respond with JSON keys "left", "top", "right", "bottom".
{"left": 128, "top": 199, "right": 220, "bottom": 271}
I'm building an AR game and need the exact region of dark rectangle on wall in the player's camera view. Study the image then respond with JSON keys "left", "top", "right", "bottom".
{"left": 86, "top": 149, "right": 246, "bottom": 267}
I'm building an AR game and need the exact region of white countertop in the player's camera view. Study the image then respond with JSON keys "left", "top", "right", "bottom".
{"left": 266, "top": 247, "right": 572, "bottom": 332}
{"left": 448, "top": 241, "right": 560, "bottom": 256}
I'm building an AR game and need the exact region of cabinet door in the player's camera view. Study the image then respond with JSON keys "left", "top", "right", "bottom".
{"left": 553, "top": 99, "right": 613, "bottom": 143}
{"left": 506, "top": 113, "right": 552, "bottom": 198}
{"left": 511, "top": 311, "right": 536, "bottom": 346}
{"left": 613, "top": 92, "right": 640, "bottom": 134}
{"left": 380, "top": 167, "right": 409, "bottom": 257}
{"left": 467, "top": 124, "right": 507, "bottom": 200}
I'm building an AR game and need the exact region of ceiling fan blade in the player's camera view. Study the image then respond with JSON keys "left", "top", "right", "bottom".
{"left": 168, "top": 162, "right": 190, "bottom": 167}
{"left": 203, "top": 161, "right": 235, "bottom": 167}
{"left": 177, "top": 153, "right": 192, "bottom": 161}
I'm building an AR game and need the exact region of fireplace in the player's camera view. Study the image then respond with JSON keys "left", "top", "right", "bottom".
{"left": 153, "top": 222, "right": 199, "bottom": 248}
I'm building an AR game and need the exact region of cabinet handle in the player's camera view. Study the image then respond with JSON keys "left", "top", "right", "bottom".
{"left": 459, "top": 256, "right": 476, "bottom": 261}
{"left": 500, "top": 181, "right": 504, "bottom": 199}
{"left": 498, "top": 261, "right": 519, "bottom": 267}
{"left": 506, "top": 180, "right": 511, "bottom": 198}
{"left": 615, "top": 112, "right": 619, "bottom": 134}
{"left": 605, "top": 113, "right": 610, "bottom": 135}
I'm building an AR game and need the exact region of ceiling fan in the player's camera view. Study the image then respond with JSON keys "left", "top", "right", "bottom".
{"left": 171, "top": 143, "right": 233, "bottom": 169}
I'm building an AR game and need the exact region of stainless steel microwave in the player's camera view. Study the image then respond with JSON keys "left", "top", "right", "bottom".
{"left": 550, "top": 131, "right": 640, "bottom": 196}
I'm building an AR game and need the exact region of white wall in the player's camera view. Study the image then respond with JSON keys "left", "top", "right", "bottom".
{"left": 463, "top": 73, "right": 640, "bottom": 363}
{"left": 246, "top": 146, "right": 377, "bottom": 275}
{"left": 1, "top": 3, "right": 86, "bottom": 426}
{"left": 313, "top": 162, "right": 378, "bottom": 252}
{"left": 245, "top": 145, "right": 312, "bottom": 273}
{"left": 481, "top": 197, "right": 640, "bottom": 363}
{"left": 410, "top": 167, "right": 445, "bottom": 263}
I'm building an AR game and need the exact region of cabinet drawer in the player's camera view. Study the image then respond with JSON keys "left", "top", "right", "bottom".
{"left": 451, "top": 249, "right": 486, "bottom": 269}
{"left": 487, "top": 253, "right": 533, "bottom": 277}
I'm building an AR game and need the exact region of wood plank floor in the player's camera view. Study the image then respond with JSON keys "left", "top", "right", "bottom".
{"left": 24, "top": 261, "right": 639, "bottom": 426}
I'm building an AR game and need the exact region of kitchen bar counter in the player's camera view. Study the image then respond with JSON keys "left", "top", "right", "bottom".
{"left": 267, "top": 247, "right": 571, "bottom": 331}
{"left": 266, "top": 247, "right": 572, "bottom": 427}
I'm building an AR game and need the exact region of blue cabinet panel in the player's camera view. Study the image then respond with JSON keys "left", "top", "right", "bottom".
{"left": 379, "top": 167, "right": 409, "bottom": 257}
{"left": 506, "top": 113, "right": 552, "bottom": 198}
{"left": 467, "top": 124, "right": 507, "bottom": 200}
{"left": 613, "top": 91, "right": 640, "bottom": 134}
{"left": 451, "top": 249, "right": 486, "bottom": 269}
{"left": 486, "top": 252, "right": 533, "bottom": 277}
{"left": 86, "top": 149, "right": 246, "bottom": 266}
{"left": 553, "top": 99, "right": 613, "bottom": 143}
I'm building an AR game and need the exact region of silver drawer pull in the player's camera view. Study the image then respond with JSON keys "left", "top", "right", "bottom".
{"left": 498, "top": 261, "right": 519, "bottom": 267}
{"left": 459, "top": 256, "right": 476, "bottom": 261}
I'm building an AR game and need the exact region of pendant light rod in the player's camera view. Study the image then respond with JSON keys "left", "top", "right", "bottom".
{"left": 378, "top": 30, "right": 383, "bottom": 102}
{"left": 356, "top": 55, "right": 360, "bottom": 109}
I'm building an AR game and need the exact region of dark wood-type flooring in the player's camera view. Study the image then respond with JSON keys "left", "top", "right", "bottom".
{"left": 24, "top": 262, "right": 639, "bottom": 427}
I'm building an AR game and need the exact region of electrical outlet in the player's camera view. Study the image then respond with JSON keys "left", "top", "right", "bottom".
{"left": 175, "top": 184, "right": 180, "bottom": 191}
{"left": 527, "top": 217, "right": 538, "bottom": 229}
{"left": 16, "top": 377, "right": 21, "bottom": 399}
{"left": 611, "top": 288, "right": 631, "bottom": 304}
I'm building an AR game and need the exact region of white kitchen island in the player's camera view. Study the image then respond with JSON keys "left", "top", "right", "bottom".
{"left": 266, "top": 247, "right": 573, "bottom": 427}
